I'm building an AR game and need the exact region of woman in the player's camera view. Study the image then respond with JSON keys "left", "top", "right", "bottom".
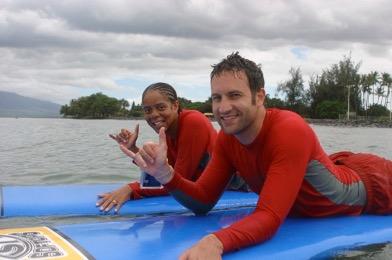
{"left": 97, "top": 82, "right": 245, "bottom": 213}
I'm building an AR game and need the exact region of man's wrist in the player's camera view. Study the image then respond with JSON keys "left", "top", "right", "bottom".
{"left": 157, "top": 165, "right": 174, "bottom": 185}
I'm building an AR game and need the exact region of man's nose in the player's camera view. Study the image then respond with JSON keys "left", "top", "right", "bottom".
{"left": 218, "top": 97, "right": 232, "bottom": 113}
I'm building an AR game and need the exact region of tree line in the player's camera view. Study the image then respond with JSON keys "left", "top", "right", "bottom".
{"left": 59, "top": 93, "right": 212, "bottom": 119}
{"left": 268, "top": 55, "right": 391, "bottom": 119}
{"left": 60, "top": 55, "right": 391, "bottom": 119}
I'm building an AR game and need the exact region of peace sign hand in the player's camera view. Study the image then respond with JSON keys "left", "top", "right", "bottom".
{"left": 120, "top": 127, "right": 174, "bottom": 185}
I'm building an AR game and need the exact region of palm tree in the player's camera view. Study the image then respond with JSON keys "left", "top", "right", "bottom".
{"left": 360, "top": 74, "right": 372, "bottom": 113}
{"left": 368, "top": 71, "right": 379, "bottom": 105}
{"left": 381, "top": 72, "right": 392, "bottom": 107}
{"left": 380, "top": 72, "right": 392, "bottom": 121}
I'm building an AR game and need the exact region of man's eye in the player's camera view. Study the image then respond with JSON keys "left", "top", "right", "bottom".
{"left": 212, "top": 96, "right": 220, "bottom": 102}
{"left": 230, "top": 93, "right": 241, "bottom": 98}
{"left": 157, "top": 105, "right": 166, "bottom": 111}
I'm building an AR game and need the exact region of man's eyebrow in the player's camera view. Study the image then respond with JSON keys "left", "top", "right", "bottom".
{"left": 228, "top": 90, "right": 241, "bottom": 94}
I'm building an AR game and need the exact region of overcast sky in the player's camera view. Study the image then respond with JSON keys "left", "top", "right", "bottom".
{"left": 1, "top": 0, "right": 391, "bottom": 105}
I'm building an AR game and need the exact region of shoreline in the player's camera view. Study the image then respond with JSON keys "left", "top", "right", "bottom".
{"left": 306, "top": 118, "right": 392, "bottom": 128}
{"left": 4, "top": 116, "right": 391, "bottom": 128}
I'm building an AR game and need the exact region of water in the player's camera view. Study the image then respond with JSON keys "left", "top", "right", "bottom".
{"left": 0, "top": 118, "right": 157, "bottom": 186}
{"left": 1, "top": 118, "right": 391, "bottom": 258}
{"left": 1, "top": 118, "right": 390, "bottom": 187}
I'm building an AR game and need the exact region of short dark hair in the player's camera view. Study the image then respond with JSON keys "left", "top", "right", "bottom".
{"left": 142, "top": 82, "right": 182, "bottom": 112}
{"left": 210, "top": 52, "right": 264, "bottom": 102}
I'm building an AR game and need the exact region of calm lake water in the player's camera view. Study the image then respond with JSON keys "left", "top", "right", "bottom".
{"left": 1, "top": 118, "right": 391, "bottom": 258}
{"left": 1, "top": 118, "right": 390, "bottom": 187}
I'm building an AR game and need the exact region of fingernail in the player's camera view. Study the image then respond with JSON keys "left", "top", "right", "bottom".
{"left": 100, "top": 207, "right": 103, "bottom": 210}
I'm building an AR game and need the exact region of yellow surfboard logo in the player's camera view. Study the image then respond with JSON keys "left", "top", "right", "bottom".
{"left": 0, "top": 226, "right": 91, "bottom": 259}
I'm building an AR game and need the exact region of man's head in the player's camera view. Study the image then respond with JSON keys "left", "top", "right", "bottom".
{"left": 210, "top": 52, "right": 264, "bottom": 104}
{"left": 210, "top": 53, "right": 266, "bottom": 144}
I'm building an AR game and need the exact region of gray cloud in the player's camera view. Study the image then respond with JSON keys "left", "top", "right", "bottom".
{"left": 0, "top": 0, "right": 391, "bottom": 104}
{"left": 3, "top": 0, "right": 391, "bottom": 48}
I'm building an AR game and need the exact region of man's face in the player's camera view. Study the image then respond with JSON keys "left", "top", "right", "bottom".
{"left": 211, "top": 70, "right": 264, "bottom": 140}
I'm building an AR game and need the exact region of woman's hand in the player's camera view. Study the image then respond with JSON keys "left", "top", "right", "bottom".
{"left": 96, "top": 184, "right": 133, "bottom": 213}
{"left": 109, "top": 124, "right": 140, "bottom": 153}
{"left": 120, "top": 127, "right": 174, "bottom": 185}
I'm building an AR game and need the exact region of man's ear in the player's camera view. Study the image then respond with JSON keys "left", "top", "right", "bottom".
{"left": 256, "top": 89, "right": 266, "bottom": 106}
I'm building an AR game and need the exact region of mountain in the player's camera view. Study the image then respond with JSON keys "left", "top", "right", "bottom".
{"left": 0, "top": 91, "right": 61, "bottom": 118}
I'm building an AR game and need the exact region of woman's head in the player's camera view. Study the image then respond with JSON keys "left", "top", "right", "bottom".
{"left": 142, "top": 82, "right": 181, "bottom": 134}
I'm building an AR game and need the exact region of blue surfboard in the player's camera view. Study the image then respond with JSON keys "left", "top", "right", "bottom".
{"left": 1, "top": 208, "right": 392, "bottom": 259}
{"left": 0, "top": 184, "right": 257, "bottom": 217}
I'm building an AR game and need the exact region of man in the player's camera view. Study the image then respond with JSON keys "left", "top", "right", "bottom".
{"left": 121, "top": 52, "right": 392, "bottom": 259}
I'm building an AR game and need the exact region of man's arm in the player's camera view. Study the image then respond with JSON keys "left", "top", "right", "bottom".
{"left": 213, "top": 122, "right": 315, "bottom": 252}
{"left": 120, "top": 128, "right": 233, "bottom": 214}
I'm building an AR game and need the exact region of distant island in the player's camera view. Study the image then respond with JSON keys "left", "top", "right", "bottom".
{"left": 60, "top": 92, "right": 212, "bottom": 119}
{"left": 0, "top": 91, "right": 61, "bottom": 118}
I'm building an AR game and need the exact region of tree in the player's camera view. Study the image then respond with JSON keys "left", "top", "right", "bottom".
{"left": 360, "top": 73, "right": 372, "bottom": 113}
{"left": 277, "top": 67, "right": 309, "bottom": 116}
{"left": 198, "top": 97, "right": 212, "bottom": 113}
{"left": 368, "top": 71, "right": 379, "bottom": 105}
{"left": 381, "top": 72, "right": 392, "bottom": 108}
{"left": 265, "top": 95, "right": 285, "bottom": 109}
{"left": 60, "top": 104, "right": 69, "bottom": 116}
{"left": 178, "top": 97, "right": 193, "bottom": 108}
{"left": 367, "top": 104, "right": 390, "bottom": 117}
{"left": 277, "top": 67, "right": 305, "bottom": 107}
{"left": 308, "top": 55, "right": 362, "bottom": 118}
{"left": 61, "top": 93, "right": 124, "bottom": 119}
{"left": 315, "top": 100, "right": 346, "bottom": 119}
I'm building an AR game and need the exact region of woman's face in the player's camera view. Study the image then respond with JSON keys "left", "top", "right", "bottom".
{"left": 142, "top": 90, "right": 179, "bottom": 133}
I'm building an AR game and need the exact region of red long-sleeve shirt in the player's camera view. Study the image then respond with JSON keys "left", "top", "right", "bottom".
{"left": 165, "top": 109, "right": 366, "bottom": 252}
{"left": 129, "top": 110, "right": 217, "bottom": 199}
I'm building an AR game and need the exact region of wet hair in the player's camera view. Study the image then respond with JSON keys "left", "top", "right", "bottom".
{"left": 142, "top": 82, "right": 182, "bottom": 112}
{"left": 210, "top": 52, "right": 264, "bottom": 103}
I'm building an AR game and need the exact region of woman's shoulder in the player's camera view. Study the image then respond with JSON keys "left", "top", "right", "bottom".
{"left": 180, "top": 109, "right": 212, "bottom": 124}
{"left": 177, "top": 110, "right": 216, "bottom": 137}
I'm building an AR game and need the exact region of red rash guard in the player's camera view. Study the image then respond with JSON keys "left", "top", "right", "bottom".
{"left": 129, "top": 110, "right": 217, "bottom": 199}
{"left": 165, "top": 109, "right": 369, "bottom": 252}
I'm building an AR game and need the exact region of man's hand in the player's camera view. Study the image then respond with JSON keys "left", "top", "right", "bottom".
{"left": 119, "top": 127, "right": 174, "bottom": 184}
{"left": 109, "top": 124, "right": 140, "bottom": 153}
{"left": 96, "top": 184, "right": 133, "bottom": 213}
{"left": 180, "top": 234, "right": 223, "bottom": 260}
